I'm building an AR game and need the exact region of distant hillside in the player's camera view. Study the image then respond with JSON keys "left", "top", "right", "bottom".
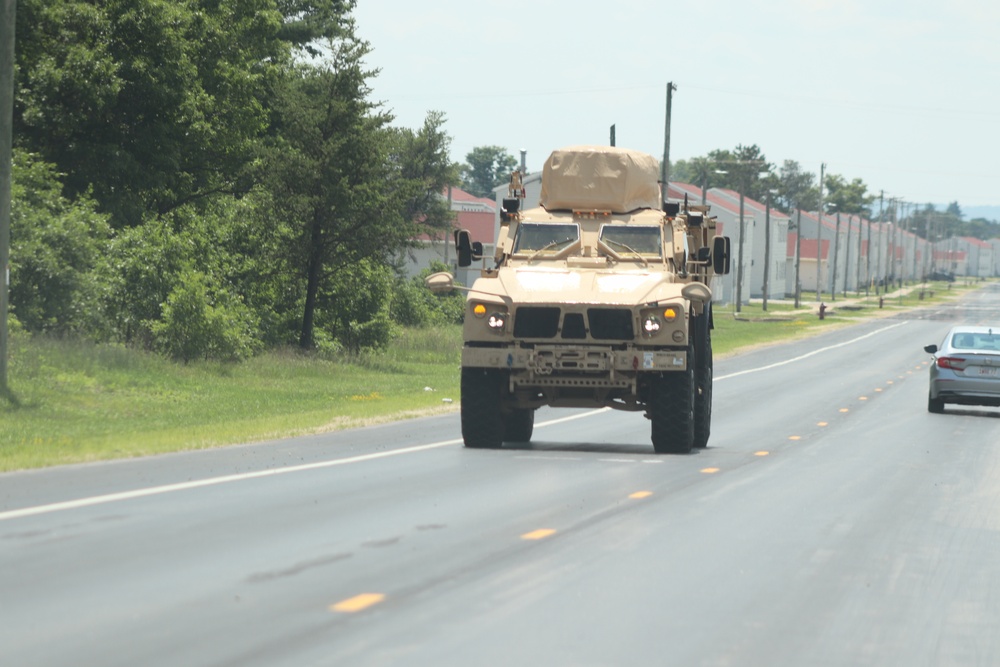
{"left": 962, "top": 205, "right": 1000, "bottom": 222}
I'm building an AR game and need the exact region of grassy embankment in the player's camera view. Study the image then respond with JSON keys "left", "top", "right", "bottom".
{"left": 0, "top": 282, "right": 975, "bottom": 471}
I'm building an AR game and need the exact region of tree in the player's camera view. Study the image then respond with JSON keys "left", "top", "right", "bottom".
{"left": 13, "top": 0, "right": 356, "bottom": 227}
{"left": 676, "top": 146, "right": 774, "bottom": 203}
{"left": 777, "top": 160, "right": 819, "bottom": 212}
{"left": 276, "top": 0, "right": 358, "bottom": 51}
{"left": 671, "top": 156, "right": 720, "bottom": 198}
{"left": 9, "top": 151, "right": 111, "bottom": 335}
{"left": 461, "top": 146, "right": 517, "bottom": 198}
{"left": 823, "top": 173, "right": 874, "bottom": 217}
{"left": 268, "top": 34, "right": 416, "bottom": 348}
{"left": 391, "top": 111, "right": 460, "bottom": 237}
{"left": 945, "top": 201, "right": 963, "bottom": 219}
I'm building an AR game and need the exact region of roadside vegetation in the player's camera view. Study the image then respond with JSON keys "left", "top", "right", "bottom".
{"left": 3, "top": 3, "right": 994, "bottom": 470}
{"left": 0, "top": 281, "right": 977, "bottom": 471}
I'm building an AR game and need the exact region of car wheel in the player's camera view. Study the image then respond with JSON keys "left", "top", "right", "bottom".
{"left": 693, "top": 313, "right": 713, "bottom": 448}
{"left": 927, "top": 392, "right": 945, "bottom": 414}
{"left": 650, "top": 348, "right": 695, "bottom": 454}
{"left": 504, "top": 408, "right": 534, "bottom": 442}
{"left": 461, "top": 368, "right": 505, "bottom": 448}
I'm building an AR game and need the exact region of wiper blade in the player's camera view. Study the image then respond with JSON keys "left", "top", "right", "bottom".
{"left": 527, "top": 237, "right": 575, "bottom": 262}
{"left": 603, "top": 239, "right": 649, "bottom": 267}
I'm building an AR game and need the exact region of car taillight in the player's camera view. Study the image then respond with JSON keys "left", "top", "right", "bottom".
{"left": 937, "top": 356, "right": 967, "bottom": 371}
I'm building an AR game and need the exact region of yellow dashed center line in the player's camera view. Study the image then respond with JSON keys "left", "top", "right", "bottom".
{"left": 789, "top": 435, "right": 801, "bottom": 441}
{"left": 701, "top": 467, "right": 720, "bottom": 474}
{"left": 839, "top": 408, "right": 849, "bottom": 413}
{"left": 859, "top": 396, "right": 869, "bottom": 401}
{"left": 629, "top": 491, "right": 653, "bottom": 499}
{"left": 331, "top": 593, "right": 385, "bottom": 613}
{"left": 817, "top": 421, "right": 828, "bottom": 427}
{"left": 887, "top": 380, "right": 894, "bottom": 385}
{"left": 755, "top": 451, "right": 770, "bottom": 457}
{"left": 521, "top": 529, "right": 556, "bottom": 540}
{"left": 875, "top": 388, "right": 883, "bottom": 392}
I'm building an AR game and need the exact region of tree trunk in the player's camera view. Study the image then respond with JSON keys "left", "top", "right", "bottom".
{"left": 298, "top": 217, "right": 324, "bottom": 349}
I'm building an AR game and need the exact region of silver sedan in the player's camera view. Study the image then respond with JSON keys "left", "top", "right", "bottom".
{"left": 924, "top": 325, "right": 1000, "bottom": 413}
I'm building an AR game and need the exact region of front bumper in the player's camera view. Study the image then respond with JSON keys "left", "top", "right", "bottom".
{"left": 463, "top": 345, "right": 687, "bottom": 373}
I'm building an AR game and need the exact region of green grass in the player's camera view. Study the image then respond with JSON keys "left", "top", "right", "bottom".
{"left": 1, "top": 328, "right": 463, "bottom": 471}
{"left": 0, "top": 281, "right": 981, "bottom": 471}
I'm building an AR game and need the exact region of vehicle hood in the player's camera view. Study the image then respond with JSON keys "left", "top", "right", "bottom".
{"left": 471, "top": 266, "right": 686, "bottom": 306}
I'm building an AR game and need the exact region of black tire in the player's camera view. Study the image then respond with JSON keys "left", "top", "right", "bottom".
{"left": 928, "top": 392, "right": 945, "bottom": 414}
{"left": 693, "top": 312, "right": 713, "bottom": 448}
{"left": 650, "top": 348, "right": 695, "bottom": 454}
{"left": 504, "top": 408, "right": 535, "bottom": 442}
{"left": 461, "top": 368, "right": 504, "bottom": 448}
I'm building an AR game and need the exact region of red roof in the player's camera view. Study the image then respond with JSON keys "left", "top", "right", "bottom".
{"left": 457, "top": 210, "right": 495, "bottom": 244}
{"left": 960, "top": 236, "right": 991, "bottom": 249}
{"left": 447, "top": 186, "right": 495, "bottom": 210}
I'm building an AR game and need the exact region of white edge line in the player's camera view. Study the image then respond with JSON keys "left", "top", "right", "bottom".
{"left": 0, "top": 439, "right": 462, "bottom": 522}
{"left": 715, "top": 321, "right": 910, "bottom": 381}
{"left": 2, "top": 322, "right": 907, "bottom": 522}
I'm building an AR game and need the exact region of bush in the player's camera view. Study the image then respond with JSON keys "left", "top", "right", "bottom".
{"left": 97, "top": 217, "right": 189, "bottom": 346}
{"left": 150, "top": 271, "right": 261, "bottom": 362}
{"left": 9, "top": 151, "right": 111, "bottom": 336}
{"left": 390, "top": 263, "right": 465, "bottom": 327}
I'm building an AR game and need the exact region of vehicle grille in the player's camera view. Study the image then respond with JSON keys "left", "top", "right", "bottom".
{"left": 588, "top": 308, "right": 634, "bottom": 340}
{"left": 512, "top": 306, "right": 634, "bottom": 341}
{"left": 513, "top": 307, "right": 560, "bottom": 338}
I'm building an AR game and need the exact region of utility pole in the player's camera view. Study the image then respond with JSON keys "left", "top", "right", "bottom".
{"left": 736, "top": 187, "right": 746, "bottom": 313}
{"left": 865, "top": 215, "right": 872, "bottom": 297}
{"left": 831, "top": 210, "right": 840, "bottom": 301}
{"left": 854, "top": 215, "right": 862, "bottom": 296}
{"left": 660, "top": 82, "right": 676, "bottom": 194}
{"left": 815, "top": 162, "right": 825, "bottom": 303}
{"left": 794, "top": 208, "right": 802, "bottom": 308}
{"left": 875, "top": 191, "right": 884, "bottom": 295}
{"left": 1, "top": 0, "right": 16, "bottom": 397}
{"left": 844, "top": 213, "right": 852, "bottom": 297}
{"left": 886, "top": 198, "right": 897, "bottom": 294}
{"left": 762, "top": 190, "right": 772, "bottom": 311}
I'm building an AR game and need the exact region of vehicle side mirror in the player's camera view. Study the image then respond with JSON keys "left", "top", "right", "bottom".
{"left": 454, "top": 229, "right": 483, "bottom": 268}
{"left": 712, "top": 236, "right": 731, "bottom": 275}
{"left": 425, "top": 271, "right": 456, "bottom": 294}
{"left": 697, "top": 247, "right": 711, "bottom": 262}
{"left": 923, "top": 344, "right": 938, "bottom": 354}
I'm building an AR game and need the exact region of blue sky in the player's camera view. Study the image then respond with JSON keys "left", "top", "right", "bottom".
{"left": 354, "top": 0, "right": 1000, "bottom": 208}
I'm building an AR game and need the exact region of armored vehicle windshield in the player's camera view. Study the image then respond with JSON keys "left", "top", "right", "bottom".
{"left": 512, "top": 223, "right": 579, "bottom": 254}
{"left": 599, "top": 225, "right": 662, "bottom": 257}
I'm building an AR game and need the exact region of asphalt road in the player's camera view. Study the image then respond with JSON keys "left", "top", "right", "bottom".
{"left": 4, "top": 287, "right": 1000, "bottom": 666}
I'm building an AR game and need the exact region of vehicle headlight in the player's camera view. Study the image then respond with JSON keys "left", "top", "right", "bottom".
{"left": 487, "top": 312, "right": 507, "bottom": 332}
{"left": 643, "top": 315, "right": 662, "bottom": 334}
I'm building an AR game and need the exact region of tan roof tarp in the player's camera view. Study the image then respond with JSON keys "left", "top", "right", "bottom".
{"left": 539, "top": 145, "right": 661, "bottom": 214}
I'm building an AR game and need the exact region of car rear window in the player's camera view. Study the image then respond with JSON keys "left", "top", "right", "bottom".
{"left": 951, "top": 332, "right": 1000, "bottom": 350}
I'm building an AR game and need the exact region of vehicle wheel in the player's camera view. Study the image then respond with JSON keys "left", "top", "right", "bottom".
{"left": 504, "top": 408, "right": 535, "bottom": 442}
{"left": 461, "top": 368, "right": 504, "bottom": 448}
{"left": 650, "top": 348, "right": 695, "bottom": 454}
{"left": 693, "top": 313, "right": 713, "bottom": 448}
{"left": 928, "top": 392, "right": 945, "bottom": 414}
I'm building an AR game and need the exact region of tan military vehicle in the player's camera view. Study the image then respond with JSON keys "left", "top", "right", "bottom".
{"left": 427, "top": 145, "right": 731, "bottom": 453}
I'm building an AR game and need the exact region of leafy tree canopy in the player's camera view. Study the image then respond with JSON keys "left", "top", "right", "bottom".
{"left": 460, "top": 146, "right": 517, "bottom": 198}
{"left": 777, "top": 160, "right": 819, "bottom": 212}
{"left": 823, "top": 173, "right": 874, "bottom": 217}
{"left": 13, "top": 0, "right": 355, "bottom": 227}
{"left": 672, "top": 145, "right": 773, "bottom": 202}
